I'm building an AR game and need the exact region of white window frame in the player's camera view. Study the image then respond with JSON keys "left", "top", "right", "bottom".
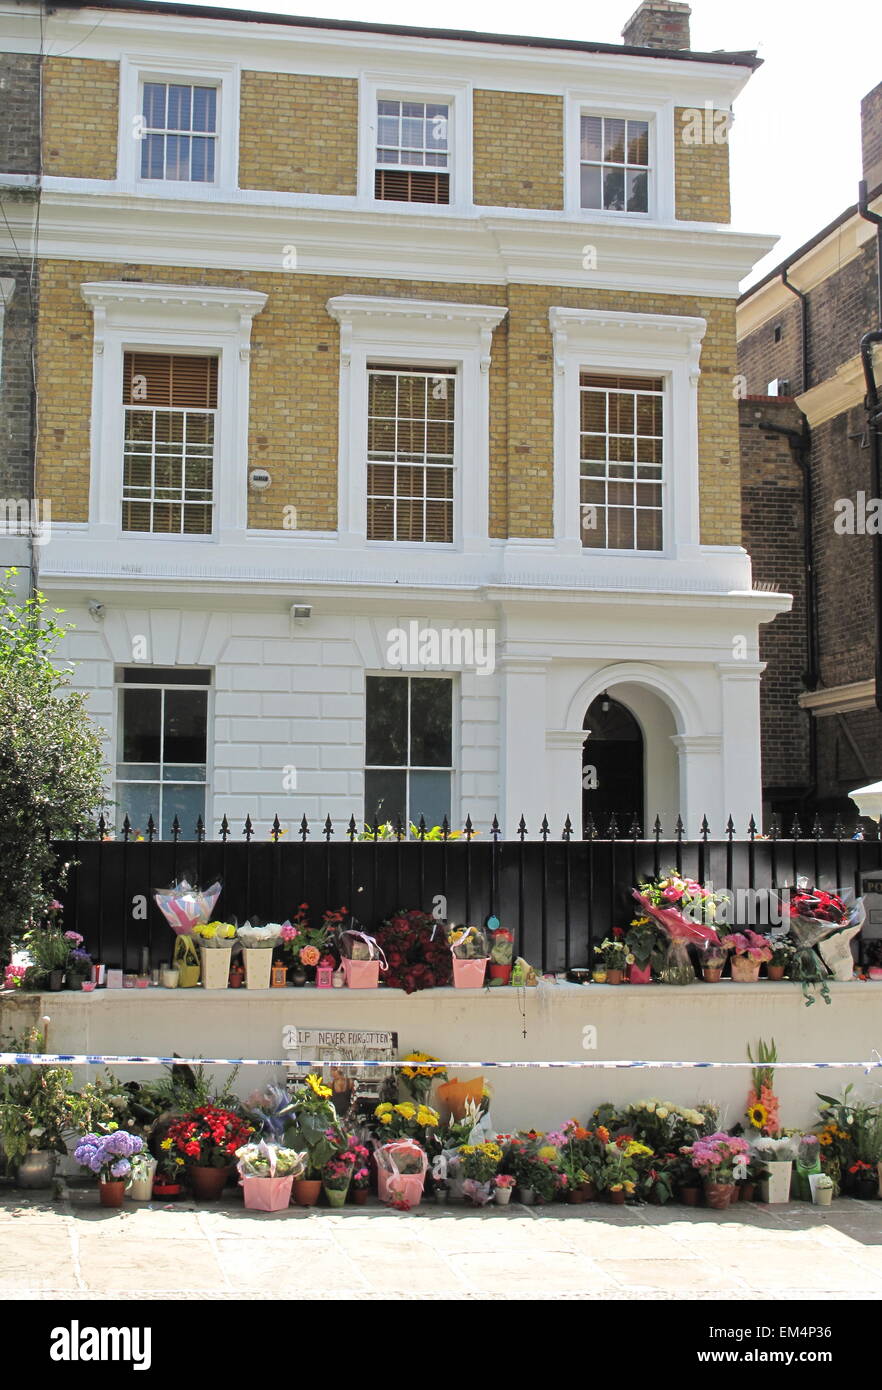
{"left": 81, "top": 282, "right": 266, "bottom": 545}
{"left": 358, "top": 74, "right": 472, "bottom": 213}
{"left": 363, "top": 672, "right": 456, "bottom": 831}
{"left": 327, "top": 295, "right": 507, "bottom": 553}
{"left": 117, "top": 54, "right": 240, "bottom": 195}
{"left": 114, "top": 668, "right": 212, "bottom": 839}
{"left": 366, "top": 363, "right": 457, "bottom": 545}
{"left": 578, "top": 371, "right": 666, "bottom": 555}
{"left": 549, "top": 306, "right": 706, "bottom": 562}
{"left": 564, "top": 91, "right": 674, "bottom": 222}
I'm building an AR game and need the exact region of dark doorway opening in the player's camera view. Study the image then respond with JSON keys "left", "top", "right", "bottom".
{"left": 582, "top": 694, "right": 644, "bottom": 836}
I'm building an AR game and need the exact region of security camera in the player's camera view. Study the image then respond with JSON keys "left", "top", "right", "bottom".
{"left": 88, "top": 600, "right": 105, "bottom": 621}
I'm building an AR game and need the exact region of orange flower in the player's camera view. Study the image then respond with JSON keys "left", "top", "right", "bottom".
{"left": 300, "top": 944, "right": 321, "bottom": 966}
{"left": 596, "top": 1125, "right": 610, "bottom": 1145}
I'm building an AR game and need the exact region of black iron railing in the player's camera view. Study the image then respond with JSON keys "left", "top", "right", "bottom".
{"left": 52, "top": 811, "right": 882, "bottom": 976}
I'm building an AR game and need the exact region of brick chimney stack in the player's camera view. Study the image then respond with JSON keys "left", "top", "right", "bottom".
{"left": 862, "top": 80, "right": 882, "bottom": 193}
{"left": 621, "top": 0, "right": 691, "bottom": 51}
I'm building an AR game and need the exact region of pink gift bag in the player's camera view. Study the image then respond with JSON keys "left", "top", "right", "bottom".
{"left": 241, "top": 1175, "right": 294, "bottom": 1211}
{"left": 452, "top": 957, "right": 488, "bottom": 988}
{"left": 342, "top": 957, "right": 381, "bottom": 988}
{"left": 376, "top": 1141, "right": 428, "bottom": 1208}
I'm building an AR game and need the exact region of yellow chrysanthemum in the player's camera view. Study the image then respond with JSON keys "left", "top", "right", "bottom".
{"left": 395, "top": 1102, "right": 416, "bottom": 1120}
{"left": 416, "top": 1107, "right": 440, "bottom": 1128}
{"left": 537, "top": 1145, "right": 558, "bottom": 1161}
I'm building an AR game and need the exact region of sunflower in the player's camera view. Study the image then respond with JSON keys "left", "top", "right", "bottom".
{"left": 747, "top": 1102, "right": 768, "bottom": 1131}
{"left": 305, "top": 1073, "right": 332, "bottom": 1099}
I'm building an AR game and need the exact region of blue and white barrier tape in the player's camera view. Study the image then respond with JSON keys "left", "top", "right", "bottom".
{"left": 1, "top": 1053, "right": 881, "bottom": 1072}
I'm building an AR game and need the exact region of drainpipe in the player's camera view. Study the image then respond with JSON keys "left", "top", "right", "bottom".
{"left": 757, "top": 415, "right": 818, "bottom": 807}
{"left": 781, "top": 267, "right": 809, "bottom": 394}
{"left": 858, "top": 181, "right": 882, "bottom": 712}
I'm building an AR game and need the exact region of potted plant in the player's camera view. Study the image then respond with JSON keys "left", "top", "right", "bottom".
{"left": 753, "top": 1135, "right": 798, "bottom": 1203}
{"left": 593, "top": 934, "right": 633, "bottom": 985}
{"left": 127, "top": 1150, "right": 157, "bottom": 1201}
{"left": 493, "top": 1173, "right": 515, "bottom": 1206}
{"left": 487, "top": 919, "right": 515, "bottom": 986}
{"left": 700, "top": 939, "right": 728, "bottom": 983}
{"left": 447, "top": 924, "right": 489, "bottom": 988}
{"left": 595, "top": 1138, "right": 648, "bottom": 1204}
{"left": 624, "top": 916, "right": 658, "bottom": 984}
{"left": 236, "top": 1140, "right": 306, "bottom": 1211}
{"left": 153, "top": 1138, "right": 186, "bottom": 1198}
{"left": 433, "top": 1177, "right": 450, "bottom": 1205}
{"left": 349, "top": 1146, "right": 372, "bottom": 1204}
{"left": 721, "top": 931, "right": 773, "bottom": 983}
{"left": 74, "top": 1130, "right": 145, "bottom": 1207}
{"left": 767, "top": 940, "right": 794, "bottom": 981}
{"left": 165, "top": 1105, "right": 254, "bottom": 1199}
{"left": 632, "top": 871, "right": 724, "bottom": 985}
{"left": 738, "top": 1154, "right": 765, "bottom": 1203}
{"left": 682, "top": 1132, "right": 750, "bottom": 1209}
{"left": 0, "top": 1031, "right": 78, "bottom": 1187}
{"left": 64, "top": 940, "right": 93, "bottom": 990}
{"left": 812, "top": 1173, "right": 835, "bottom": 1206}
{"left": 283, "top": 1074, "right": 341, "bottom": 1205}
{"left": 400, "top": 1053, "right": 447, "bottom": 1107}
{"left": 236, "top": 922, "right": 283, "bottom": 989}
{"left": 322, "top": 1154, "right": 355, "bottom": 1207}
{"left": 21, "top": 919, "right": 76, "bottom": 990}
{"left": 848, "top": 1160, "right": 878, "bottom": 1200}
{"left": 192, "top": 921, "right": 237, "bottom": 989}
{"left": 459, "top": 1140, "right": 503, "bottom": 1205}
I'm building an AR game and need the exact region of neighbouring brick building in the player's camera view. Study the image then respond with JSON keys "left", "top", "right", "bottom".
{"left": 0, "top": 42, "right": 41, "bottom": 597}
{"left": 737, "top": 81, "right": 882, "bottom": 826}
{"left": 0, "top": 0, "right": 786, "bottom": 839}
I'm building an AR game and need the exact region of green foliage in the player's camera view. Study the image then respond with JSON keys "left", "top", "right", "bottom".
{"left": 0, "top": 1029, "right": 76, "bottom": 1164}
{"left": 0, "top": 570, "right": 108, "bottom": 955}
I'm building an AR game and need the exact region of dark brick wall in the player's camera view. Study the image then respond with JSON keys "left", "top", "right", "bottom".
{"left": 738, "top": 242, "right": 878, "bottom": 397}
{"left": 740, "top": 399, "right": 811, "bottom": 799}
{"left": 0, "top": 261, "right": 37, "bottom": 500}
{"left": 0, "top": 52, "right": 41, "bottom": 175}
{"left": 621, "top": 1, "right": 691, "bottom": 50}
{"left": 862, "top": 80, "right": 882, "bottom": 191}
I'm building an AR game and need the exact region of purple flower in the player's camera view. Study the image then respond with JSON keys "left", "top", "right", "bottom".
{"left": 110, "top": 1159, "right": 131, "bottom": 1178}
{"left": 64, "top": 931, "right": 84, "bottom": 945}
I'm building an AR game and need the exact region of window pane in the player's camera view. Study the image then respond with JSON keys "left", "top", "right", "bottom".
{"left": 143, "top": 83, "right": 166, "bottom": 126}
{"left": 163, "top": 689, "right": 208, "bottom": 764}
{"left": 409, "top": 770, "right": 451, "bottom": 828}
{"left": 627, "top": 169, "right": 648, "bottom": 213}
{"left": 580, "top": 115, "right": 602, "bottom": 162}
{"left": 603, "top": 168, "right": 626, "bottom": 211}
{"left": 636, "top": 508, "right": 663, "bottom": 550}
{"left": 410, "top": 679, "right": 452, "bottom": 767}
{"left": 141, "top": 132, "right": 165, "bottom": 179}
{"left": 122, "top": 688, "right": 161, "bottom": 763}
{"left": 366, "top": 676, "right": 408, "bottom": 765}
{"left": 604, "top": 118, "right": 626, "bottom": 164}
{"left": 161, "top": 782, "right": 206, "bottom": 839}
{"left": 607, "top": 508, "right": 635, "bottom": 548}
{"left": 627, "top": 120, "right": 649, "bottom": 166}
{"left": 192, "top": 86, "right": 216, "bottom": 133}
{"left": 167, "top": 84, "right": 192, "bottom": 131}
{"left": 115, "top": 782, "right": 161, "bottom": 838}
{"left": 364, "top": 769, "right": 406, "bottom": 827}
{"left": 580, "top": 164, "right": 602, "bottom": 209}
{"left": 116, "top": 762, "right": 161, "bottom": 782}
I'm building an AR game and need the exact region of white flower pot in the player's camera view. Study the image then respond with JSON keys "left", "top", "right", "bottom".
{"left": 243, "top": 948, "right": 272, "bottom": 990}
{"left": 128, "top": 1157, "right": 157, "bottom": 1201}
{"left": 200, "top": 945, "right": 232, "bottom": 989}
{"left": 494, "top": 1187, "right": 513, "bottom": 1206}
{"left": 761, "top": 1160, "right": 793, "bottom": 1204}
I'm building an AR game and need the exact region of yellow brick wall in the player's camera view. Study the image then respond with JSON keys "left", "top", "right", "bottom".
{"left": 473, "top": 90, "right": 564, "bottom": 210}
{"left": 43, "top": 58, "right": 119, "bottom": 180}
{"left": 37, "top": 262, "right": 739, "bottom": 546}
{"left": 674, "top": 106, "right": 731, "bottom": 223}
{"left": 238, "top": 71, "right": 358, "bottom": 195}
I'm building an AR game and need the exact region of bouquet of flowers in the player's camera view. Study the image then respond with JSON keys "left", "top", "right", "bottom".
{"left": 74, "top": 1130, "right": 145, "bottom": 1182}
{"left": 165, "top": 1105, "right": 254, "bottom": 1169}
{"left": 236, "top": 921, "right": 283, "bottom": 949}
{"left": 447, "top": 924, "right": 489, "bottom": 959}
{"left": 400, "top": 1053, "right": 447, "bottom": 1106}
{"left": 153, "top": 879, "right": 221, "bottom": 936}
{"left": 632, "top": 871, "right": 722, "bottom": 985}
{"left": 594, "top": 936, "right": 633, "bottom": 972}
{"left": 374, "top": 1100, "right": 440, "bottom": 1145}
{"left": 282, "top": 1074, "right": 340, "bottom": 1177}
{"left": 192, "top": 921, "right": 237, "bottom": 948}
{"left": 374, "top": 909, "right": 453, "bottom": 992}
{"left": 235, "top": 1140, "right": 306, "bottom": 1179}
{"left": 784, "top": 886, "right": 864, "bottom": 1002}
{"left": 460, "top": 1140, "right": 503, "bottom": 1204}
{"left": 683, "top": 1132, "right": 750, "bottom": 1183}
{"left": 746, "top": 1038, "right": 780, "bottom": 1136}
{"left": 338, "top": 927, "right": 386, "bottom": 963}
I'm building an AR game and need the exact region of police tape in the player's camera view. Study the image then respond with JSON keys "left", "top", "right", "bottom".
{"left": 1, "top": 1053, "right": 881, "bottom": 1071}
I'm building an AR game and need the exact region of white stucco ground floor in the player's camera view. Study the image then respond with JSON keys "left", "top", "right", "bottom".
{"left": 3, "top": 981, "right": 878, "bottom": 1130}
{"left": 42, "top": 574, "right": 786, "bottom": 840}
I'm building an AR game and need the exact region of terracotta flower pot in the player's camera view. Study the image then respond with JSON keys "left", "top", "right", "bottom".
{"left": 292, "top": 1178, "right": 322, "bottom": 1207}
{"left": 739, "top": 1182, "right": 756, "bottom": 1203}
{"left": 567, "top": 1187, "right": 586, "bottom": 1204}
{"left": 767, "top": 964, "right": 786, "bottom": 981}
{"left": 607, "top": 1188, "right": 626, "bottom": 1205}
{"left": 730, "top": 955, "right": 761, "bottom": 983}
{"left": 605, "top": 969, "right": 624, "bottom": 986}
{"left": 488, "top": 963, "right": 512, "bottom": 985}
{"left": 190, "top": 1165, "right": 231, "bottom": 1200}
{"left": 352, "top": 1187, "right": 369, "bottom": 1205}
{"left": 703, "top": 967, "right": 722, "bottom": 983}
{"left": 152, "top": 1182, "right": 181, "bottom": 1200}
{"left": 680, "top": 1186, "right": 701, "bottom": 1206}
{"left": 704, "top": 1181, "right": 736, "bottom": 1210}
{"left": 580, "top": 1180, "right": 598, "bottom": 1202}
{"left": 99, "top": 1180, "right": 126, "bottom": 1208}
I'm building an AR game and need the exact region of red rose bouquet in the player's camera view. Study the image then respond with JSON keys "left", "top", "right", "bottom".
{"left": 373, "top": 909, "right": 453, "bottom": 993}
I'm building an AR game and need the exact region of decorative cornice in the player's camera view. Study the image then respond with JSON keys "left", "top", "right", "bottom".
{"left": 81, "top": 281, "right": 267, "bottom": 318}
{"left": 799, "top": 679, "right": 876, "bottom": 716}
{"left": 796, "top": 354, "right": 868, "bottom": 428}
{"left": 549, "top": 305, "right": 707, "bottom": 374}
{"left": 327, "top": 295, "right": 509, "bottom": 329}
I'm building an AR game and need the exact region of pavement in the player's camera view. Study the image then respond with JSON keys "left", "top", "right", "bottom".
{"left": 2, "top": 1187, "right": 882, "bottom": 1300}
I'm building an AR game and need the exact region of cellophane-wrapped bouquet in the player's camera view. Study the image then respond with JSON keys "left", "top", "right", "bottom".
{"left": 632, "top": 871, "right": 723, "bottom": 985}
{"left": 153, "top": 879, "right": 222, "bottom": 936}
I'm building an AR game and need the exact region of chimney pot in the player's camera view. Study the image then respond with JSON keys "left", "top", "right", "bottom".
{"left": 621, "top": 0, "right": 691, "bottom": 51}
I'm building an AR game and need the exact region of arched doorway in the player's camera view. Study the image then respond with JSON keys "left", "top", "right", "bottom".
{"left": 582, "top": 694, "right": 644, "bottom": 835}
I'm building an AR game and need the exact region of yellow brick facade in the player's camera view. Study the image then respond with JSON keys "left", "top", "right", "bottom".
{"left": 43, "top": 58, "right": 119, "bottom": 180}
{"left": 472, "top": 90, "right": 564, "bottom": 210}
{"left": 37, "top": 260, "right": 740, "bottom": 547}
{"left": 238, "top": 72, "right": 358, "bottom": 195}
{"left": 674, "top": 106, "right": 731, "bottom": 223}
